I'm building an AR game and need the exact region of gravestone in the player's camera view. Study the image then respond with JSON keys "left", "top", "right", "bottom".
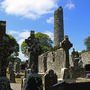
{"left": 60, "top": 35, "right": 72, "bottom": 68}
{"left": 71, "top": 48, "right": 81, "bottom": 67}
{"left": 14, "top": 62, "right": 20, "bottom": 73}
{"left": 25, "top": 30, "right": 35, "bottom": 68}
{"left": 16, "top": 62, "right": 20, "bottom": 73}
{"left": 0, "top": 21, "right": 15, "bottom": 90}
{"left": 10, "top": 68, "right": 16, "bottom": 83}
{"left": 52, "top": 81, "right": 90, "bottom": 90}
{"left": 22, "top": 30, "right": 43, "bottom": 90}
{"left": 44, "top": 69, "right": 57, "bottom": 90}
{"left": 8, "top": 62, "right": 13, "bottom": 74}
{"left": 21, "top": 62, "right": 27, "bottom": 70}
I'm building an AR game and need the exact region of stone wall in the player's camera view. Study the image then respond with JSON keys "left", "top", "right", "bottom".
{"left": 38, "top": 48, "right": 65, "bottom": 78}
{"left": 81, "top": 52, "right": 90, "bottom": 67}
{"left": 38, "top": 52, "right": 49, "bottom": 73}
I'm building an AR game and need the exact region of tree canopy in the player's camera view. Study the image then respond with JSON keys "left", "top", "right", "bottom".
{"left": 7, "top": 34, "right": 19, "bottom": 64}
{"left": 84, "top": 36, "right": 90, "bottom": 51}
{"left": 7, "top": 34, "right": 19, "bottom": 56}
{"left": 21, "top": 32, "right": 53, "bottom": 58}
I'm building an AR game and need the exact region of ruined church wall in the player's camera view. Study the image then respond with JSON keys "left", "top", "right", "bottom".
{"left": 38, "top": 54, "right": 45, "bottom": 73}
{"left": 47, "top": 48, "right": 65, "bottom": 78}
{"left": 38, "top": 52, "right": 49, "bottom": 73}
{"left": 81, "top": 52, "right": 90, "bottom": 67}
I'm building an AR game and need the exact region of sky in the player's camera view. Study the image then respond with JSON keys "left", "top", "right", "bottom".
{"left": 0, "top": 0, "right": 90, "bottom": 61}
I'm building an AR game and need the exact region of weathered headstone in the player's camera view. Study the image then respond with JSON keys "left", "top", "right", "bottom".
{"left": 10, "top": 68, "right": 16, "bottom": 83}
{"left": 0, "top": 21, "right": 15, "bottom": 90}
{"left": 8, "top": 62, "right": 13, "bottom": 74}
{"left": 60, "top": 35, "right": 72, "bottom": 68}
{"left": 21, "top": 62, "right": 27, "bottom": 70}
{"left": 16, "top": 62, "right": 20, "bottom": 73}
{"left": 71, "top": 48, "right": 81, "bottom": 67}
{"left": 44, "top": 69, "right": 57, "bottom": 90}
{"left": 22, "top": 30, "right": 43, "bottom": 90}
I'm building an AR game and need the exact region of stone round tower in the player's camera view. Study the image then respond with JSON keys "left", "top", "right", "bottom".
{"left": 54, "top": 6, "right": 64, "bottom": 47}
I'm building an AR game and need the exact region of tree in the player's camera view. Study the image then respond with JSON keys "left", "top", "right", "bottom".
{"left": 7, "top": 34, "right": 19, "bottom": 56}
{"left": 21, "top": 32, "right": 53, "bottom": 58}
{"left": 84, "top": 36, "right": 90, "bottom": 51}
{"left": 7, "top": 34, "right": 19, "bottom": 64}
{"left": 78, "top": 49, "right": 87, "bottom": 56}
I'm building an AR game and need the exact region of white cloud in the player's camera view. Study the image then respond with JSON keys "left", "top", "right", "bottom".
{"left": 18, "top": 30, "right": 30, "bottom": 39}
{"left": 18, "top": 39, "right": 25, "bottom": 45}
{"left": 17, "top": 52, "right": 28, "bottom": 61}
{"left": 0, "top": 0, "right": 58, "bottom": 19}
{"left": 44, "top": 30, "right": 54, "bottom": 40}
{"left": 65, "top": 0, "right": 75, "bottom": 9}
{"left": 46, "top": 17, "right": 54, "bottom": 23}
{"left": 7, "top": 30, "right": 19, "bottom": 34}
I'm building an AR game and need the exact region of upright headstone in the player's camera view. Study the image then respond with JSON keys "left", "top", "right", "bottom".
{"left": 54, "top": 6, "right": 64, "bottom": 47}
{"left": 16, "top": 62, "right": 20, "bottom": 73}
{"left": 25, "top": 31, "right": 35, "bottom": 68}
{"left": 8, "top": 62, "right": 13, "bottom": 74}
{"left": 60, "top": 35, "right": 72, "bottom": 68}
{"left": 44, "top": 69, "right": 57, "bottom": 90}
{"left": 22, "top": 30, "right": 43, "bottom": 90}
{"left": 0, "top": 21, "right": 15, "bottom": 90}
{"left": 10, "top": 68, "right": 16, "bottom": 83}
{"left": 71, "top": 48, "right": 81, "bottom": 67}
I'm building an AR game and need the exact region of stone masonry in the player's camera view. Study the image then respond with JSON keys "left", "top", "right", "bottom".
{"left": 38, "top": 48, "right": 65, "bottom": 78}
{"left": 54, "top": 6, "right": 64, "bottom": 47}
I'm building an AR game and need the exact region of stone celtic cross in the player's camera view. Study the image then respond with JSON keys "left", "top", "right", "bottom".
{"left": 25, "top": 30, "right": 43, "bottom": 73}
{"left": 60, "top": 35, "right": 72, "bottom": 68}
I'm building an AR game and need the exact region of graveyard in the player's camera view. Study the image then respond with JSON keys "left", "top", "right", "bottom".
{"left": 0, "top": 6, "right": 90, "bottom": 90}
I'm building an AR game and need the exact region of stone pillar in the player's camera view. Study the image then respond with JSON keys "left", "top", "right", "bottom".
{"left": 0, "top": 21, "right": 6, "bottom": 76}
{"left": 54, "top": 6, "right": 64, "bottom": 47}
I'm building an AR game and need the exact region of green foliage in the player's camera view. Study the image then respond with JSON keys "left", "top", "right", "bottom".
{"left": 7, "top": 56, "right": 21, "bottom": 64}
{"left": 35, "top": 32, "right": 53, "bottom": 48}
{"left": 7, "top": 34, "right": 19, "bottom": 56}
{"left": 78, "top": 49, "right": 87, "bottom": 56}
{"left": 21, "top": 41, "right": 29, "bottom": 58}
{"left": 6, "top": 34, "right": 19, "bottom": 64}
{"left": 84, "top": 36, "right": 90, "bottom": 51}
{"left": 49, "top": 45, "right": 61, "bottom": 51}
{"left": 21, "top": 32, "right": 53, "bottom": 58}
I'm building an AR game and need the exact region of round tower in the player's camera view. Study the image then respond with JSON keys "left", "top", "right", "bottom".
{"left": 54, "top": 6, "right": 64, "bottom": 47}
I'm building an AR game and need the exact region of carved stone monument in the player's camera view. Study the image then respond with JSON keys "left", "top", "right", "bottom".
{"left": 22, "top": 30, "right": 43, "bottom": 90}
{"left": 25, "top": 30, "right": 35, "bottom": 68}
{"left": 60, "top": 35, "right": 72, "bottom": 68}
{"left": 0, "top": 21, "right": 15, "bottom": 89}
{"left": 44, "top": 69, "right": 57, "bottom": 90}
{"left": 8, "top": 62, "right": 13, "bottom": 74}
{"left": 71, "top": 48, "right": 81, "bottom": 67}
{"left": 10, "top": 68, "right": 16, "bottom": 83}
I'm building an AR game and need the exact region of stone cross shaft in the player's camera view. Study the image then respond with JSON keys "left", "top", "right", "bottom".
{"left": 25, "top": 30, "right": 43, "bottom": 73}
{"left": 25, "top": 31, "right": 35, "bottom": 68}
{"left": 60, "top": 35, "right": 72, "bottom": 68}
{"left": 0, "top": 21, "right": 15, "bottom": 77}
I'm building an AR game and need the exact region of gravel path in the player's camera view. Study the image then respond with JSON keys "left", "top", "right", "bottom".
{"left": 10, "top": 83, "right": 21, "bottom": 90}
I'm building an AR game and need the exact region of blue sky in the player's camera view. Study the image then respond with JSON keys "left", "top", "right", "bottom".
{"left": 0, "top": 0, "right": 90, "bottom": 61}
